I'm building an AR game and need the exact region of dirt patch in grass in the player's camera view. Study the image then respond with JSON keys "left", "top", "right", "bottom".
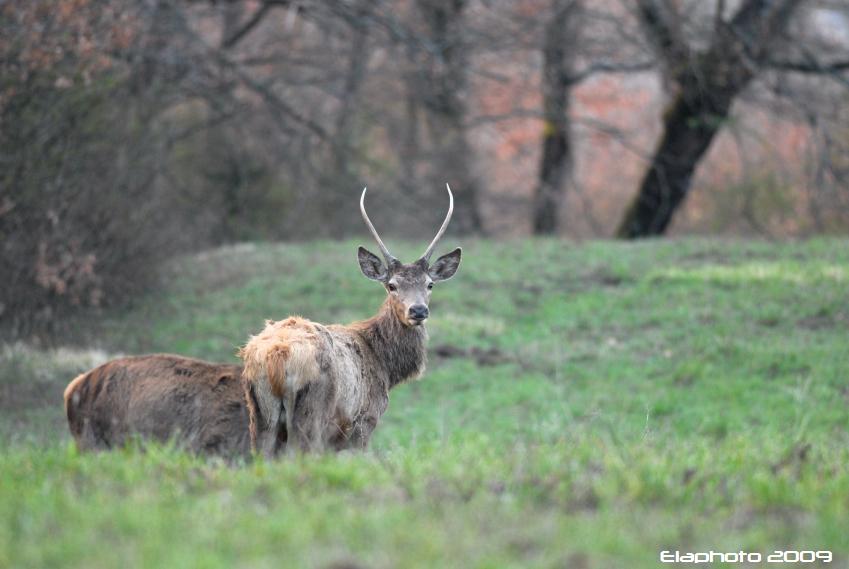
{"left": 432, "top": 344, "right": 511, "bottom": 366}
{"left": 585, "top": 267, "right": 631, "bottom": 288}
{"left": 797, "top": 310, "right": 846, "bottom": 330}
{"left": 757, "top": 316, "right": 782, "bottom": 328}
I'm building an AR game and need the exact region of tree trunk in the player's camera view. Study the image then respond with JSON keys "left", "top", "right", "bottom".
{"left": 431, "top": 124, "right": 484, "bottom": 234}
{"left": 617, "top": 0, "right": 802, "bottom": 239}
{"left": 532, "top": 0, "right": 579, "bottom": 235}
{"left": 417, "top": 0, "right": 483, "bottom": 235}
{"left": 615, "top": 90, "right": 734, "bottom": 237}
{"left": 329, "top": 18, "right": 370, "bottom": 237}
{"left": 399, "top": 43, "right": 421, "bottom": 196}
{"left": 533, "top": 126, "right": 570, "bottom": 234}
{"left": 318, "top": 5, "right": 370, "bottom": 238}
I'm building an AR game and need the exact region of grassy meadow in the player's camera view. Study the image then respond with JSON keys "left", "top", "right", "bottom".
{"left": 1, "top": 238, "right": 848, "bottom": 568}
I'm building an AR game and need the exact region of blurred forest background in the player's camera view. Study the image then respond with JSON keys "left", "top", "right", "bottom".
{"left": 2, "top": 0, "right": 849, "bottom": 339}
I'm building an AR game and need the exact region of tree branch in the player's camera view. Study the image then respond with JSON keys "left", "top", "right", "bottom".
{"left": 634, "top": 0, "right": 689, "bottom": 66}
{"left": 170, "top": 4, "right": 329, "bottom": 140}
{"left": 726, "top": 0, "right": 803, "bottom": 58}
{"left": 213, "top": 50, "right": 329, "bottom": 140}
{"left": 221, "top": 3, "right": 277, "bottom": 50}
{"left": 766, "top": 59, "right": 849, "bottom": 74}
{"left": 567, "top": 60, "right": 656, "bottom": 85}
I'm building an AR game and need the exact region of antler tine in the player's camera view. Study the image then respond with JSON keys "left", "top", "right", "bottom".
{"left": 420, "top": 183, "right": 454, "bottom": 262}
{"left": 360, "top": 187, "right": 397, "bottom": 265}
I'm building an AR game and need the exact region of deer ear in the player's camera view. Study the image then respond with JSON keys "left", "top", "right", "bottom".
{"left": 428, "top": 247, "right": 461, "bottom": 282}
{"left": 358, "top": 246, "right": 387, "bottom": 282}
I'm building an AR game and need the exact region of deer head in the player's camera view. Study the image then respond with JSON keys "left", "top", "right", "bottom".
{"left": 358, "top": 184, "right": 462, "bottom": 327}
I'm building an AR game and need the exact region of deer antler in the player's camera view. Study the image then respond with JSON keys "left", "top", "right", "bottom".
{"left": 420, "top": 184, "right": 454, "bottom": 263}
{"left": 360, "top": 187, "right": 398, "bottom": 266}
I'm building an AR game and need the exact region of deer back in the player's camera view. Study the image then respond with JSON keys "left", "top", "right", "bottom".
{"left": 64, "top": 354, "right": 252, "bottom": 457}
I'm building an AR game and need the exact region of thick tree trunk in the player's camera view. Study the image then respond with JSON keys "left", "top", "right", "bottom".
{"left": 417, "top": 0, "right": 483, "bottom": 235}
{"left": 319, "top": 6, "right": 370, "bottom": 238}
{"left": 399, "top": 44, "right": 421, "bottom": 196}
{"left": 332, "top": 18, "right": 368, "bottom": 176}
{"left": 533, "top": 126, "right": 571, "bottom": 234}
{"left": 431, "top": 124, "right": 484, "bottom": 234}
{"left": 615, "top": 91, "right": 733, "bottom": 237}
{"left": 532, "top": 0, "right": 579, "bottom": 235}
{"left": 618, "top": 0, "right": 802, "bottom": 239}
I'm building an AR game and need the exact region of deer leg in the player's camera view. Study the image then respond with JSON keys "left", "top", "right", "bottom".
{"left": 287, "top": 380, "right": 335, "bottom": 453}
{"left": 257, "top": 409, "right": 282, "bottom": 459}
{"left": 283, "top": 389, "right": 298, "bottom": 456}
{"left": 253, "top": 378, "right": 283, "bottom": 459}
{"left": 343, "top": 415, "right": 378, "bottom": 451}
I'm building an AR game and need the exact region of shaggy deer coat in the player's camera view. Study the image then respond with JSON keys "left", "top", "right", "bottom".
{"left": 240, "top": 297, "right": 428, "bottom": 454}
{"left": 64, "top": 354, "right": 253, "bottom": 457}
{"left": 240, "top": 185, "right": 461, "bottom": 455}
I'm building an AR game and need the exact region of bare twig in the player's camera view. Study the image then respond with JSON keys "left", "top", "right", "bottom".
{"left": 222, "top": 3, "right": 277, "bottom": 49}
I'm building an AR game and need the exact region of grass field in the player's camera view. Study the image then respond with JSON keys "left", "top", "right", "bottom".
{"left": 1, "top": 238, "right": 848, "bottom": 568}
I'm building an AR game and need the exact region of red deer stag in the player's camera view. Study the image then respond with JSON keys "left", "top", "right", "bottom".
{"left": 240, "top": 185, "right": 461, "bottom": 456}
{"left": 64, "top": 355, "right": 252, "bottom": 457}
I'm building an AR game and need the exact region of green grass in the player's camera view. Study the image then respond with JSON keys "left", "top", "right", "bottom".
{"left": 2, "top": 238, "right": 848, "bottom": 568}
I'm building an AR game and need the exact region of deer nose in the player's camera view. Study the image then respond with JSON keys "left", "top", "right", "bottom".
{"left": 408, "top": 304, "right": 429, "bottom": 320}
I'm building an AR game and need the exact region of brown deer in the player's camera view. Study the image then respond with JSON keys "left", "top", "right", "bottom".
{"left": 240, "top": 185, "right": 461, "bottom": 456}
{"left": 64, "top": 354, "right": 253, "bottom": 457}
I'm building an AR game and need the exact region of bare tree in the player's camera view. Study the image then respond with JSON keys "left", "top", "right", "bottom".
{"left": 532, "top": 0, "right": 581, "bottom": 234}
{"left": 0, "top": 0, "right": 201, "bottom": 339}
{"left": 413, "top": 0, "right": 484, "bottom": 234}
{"left": 617, "top": 0, "right": 804, "bottom": 238}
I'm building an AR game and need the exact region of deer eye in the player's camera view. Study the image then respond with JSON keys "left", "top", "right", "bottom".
{"left": 387, "top": 283, "right": 398, "bottom": 292}
{"left": 427, "top": 282, "right": 434, "bottom": 290}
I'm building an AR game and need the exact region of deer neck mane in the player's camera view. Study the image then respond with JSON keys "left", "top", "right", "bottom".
{"left": 351, "top": 297, "right": 427, "bottom": 389}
